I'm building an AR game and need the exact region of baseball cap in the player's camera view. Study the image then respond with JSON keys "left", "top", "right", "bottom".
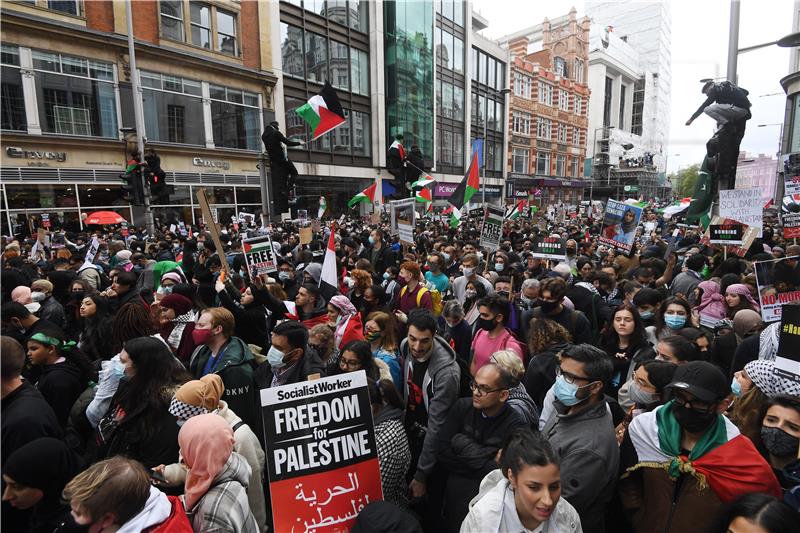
{"left": 666, "top": 361, "right": 729, "bottom": 403}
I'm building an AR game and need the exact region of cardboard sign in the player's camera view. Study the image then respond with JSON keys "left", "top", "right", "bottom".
{"left": 299, "top": 227, "right": 312, "bottom": 245}
{"left": 531, "top": 236, "right": 567, "bottom": 260}
{"left": 41, "top": 213, "right": 51, "bottom": 229}
{"left": 81, "top": 237, "right": 100, "bottom": 269}
{"left": 784, "top": 213, "right": 800, "bottom": 239}
{"left": 719, "top": 188, "right": 762, "bottom": 237}
{"left": 777, "top": 305, "right": 800, "bottom": 384}
{"left": 599, "top": 199, "right": 642, "bottom": 256}
{"left": 755, "top": 256, "right": 800, "bottom": 322}
{"left": 709, "top": 224, "right": 744, "bottom": 245}
{"left": 242, "top": 235, "right": 278, "bottom": 277}
{"left": 479, "top": 205, "right": 505, "bottom": 252}
{"left": 389, "top": 198, "right": 416, "bottom": 245}
{"left": 261, "top": 371, "right": 382, "bottom": 532}
{"left": 196, "top": 188, "right": 231, "bottom": 276}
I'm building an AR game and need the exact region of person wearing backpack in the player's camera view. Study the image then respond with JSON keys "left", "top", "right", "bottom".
{"left": 394, "top": 262, "right": 433, "bottom": 325}
{"left": 685, "top": 80, "right": 751, "bottom": 128}
{"left": 535, "top": 277, "right": 593, "bottom": 345}
{"left": 469, "top": 295, "right": 526, "bottom": 376}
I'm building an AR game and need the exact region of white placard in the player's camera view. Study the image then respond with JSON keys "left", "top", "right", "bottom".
{"left": 719, "top": 188, "right": 762, "bottom": 237}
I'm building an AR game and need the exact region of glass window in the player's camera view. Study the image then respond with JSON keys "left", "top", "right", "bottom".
{"left": 442, "top": 82, "right": 453, "bottom": 119}
{"left": 537, "top": 152, "right": 550, "bottom": 175}
{"left": 453, "top": 85, "right": 464, "bottom": 121}
{"left": 441, "top": 30, "right": 454, "bottom": 71}
{"left": 554, "top": 57, "right": 567, "bottom": 77}
{"left": 351, "top": 110, "right": 370, "bottom": 157}
{"left": 573, "top": 127, "right": 580, "bottom": 145}
{"left": 440, "top": 129, "right": 452, "bottom": 164}
{"left": 574, "top": 59, "right": 584, "bottom": 83}
{"left": 487, "top": 98, "right": 496, "bottom": 130}
{"left": 471, "top": 92, "right": 478, "bottom": 125}
{"left": 453, "top": 131, "right": 463, "bottom": 166}
{"left": 571, "top": 158, "right": 580, "bottom": 177}
{"left": 512, "top": 147, "right": 529, "bottom": 174}
{"left": 558, "top": 90, "right": 569, "bottom": 111}
{"left": 306, "top": 0, "right": 326, "bottom": 17}
{"left": 5, "top": 184, "right": 79, "bottom": 209}
{"left": 538, "top": 81, "right": 552, "bottom": 105}
{"left": 495, "top": 101, "right": 503, "bottom": 132}
{"left": 203, "top": 186, "right": 235, "bottom": 204}
{"left": 48, "top": 1, "right": 80, "bottom": 16}
{"left": 285, "top": 96, "right": 309, "bottom": 143}
{"left": 792, "top": 95, "right": 800, "bottom": 153}
{"left": 1, "top": 45, "right": 20, "bottom": 66}
{"left": 557, "top": 123, "right": 567, "bottom": 143}
{"left": 217, "top": 9, "right": 237, "bottom": 56}
{"left": 496, "top": 61, "right": 504, "bottom": 91}
{"left": 471, "top": 48, "right": 478, "bottom": 81}
{"left": 327, "top": 0, "right": 347, "bottom": 25}
{"left": 477, "top": 95, "right": 485, "bottom": 127}
{"left": 190, "top": 2, "right": 212, "bottom": 49}
{"left": 348, "top": 0, "right": 369, "bottom": 32}
{"left": 330, "top": 41, "right": 350, "bottom": 91}
{"left": 442, "top": 0, "right": 453, "bottom": 20}
{"left": 513, "top": 111, "right": 531, "bottom": 135}
{"left": 453, "top": 0, "right": 464, "bottom": 26}
{"left": 143, "top": 87, "right": 205, "bottom": 145}
{"left": 574, "top": 95, "right": 583, "bottom": 115}
{"left": 478, "top": 52, "right": 486, "bottom": 85}
{"left": 1, "top": 59, "right": 26, "bottom": 131}
{"left": 235, "top": 187, "right": 262, "bottom": 205}
{"left": 332, "top": 109, "right": 351, "bottom": 154}
{"left": 556, "top": 154, "right": 566, "bottom": 176}
{"left": 211, "top": 88, "right": 260, "bottom": 151}
{"left": 537, "top": 118, "right": 551, "bottom": 139}
{"left": 80, "top": 185, "right": 130, "bottom": 207}
{"left": 160, "top": 0, "right": 184, "bottom": 41}
{"left": 32, "top": 51, "right": 60, "bottom": 72}
{"left": 305, "top": 32, "right": 327, "bottom": 83}
{"left": 487, "top": 57, "right": 496, "bottom": 89}
{"left": 453, "top": 35, "right": 463, "bottom": 74}
{"left": 281, "top": 23, "right": 305, "bottom": 79}
{"left": 436, "top": 80, "right": 442, "bottom": 116}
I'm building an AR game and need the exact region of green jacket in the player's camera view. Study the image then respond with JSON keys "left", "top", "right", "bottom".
{"left": 189, "top": 337, "right": 260, "bottom": 439}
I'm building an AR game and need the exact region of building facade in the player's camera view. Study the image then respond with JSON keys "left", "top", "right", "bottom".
{"left": 735, "top": 152, "right": 778, "bottom": 206}
{"left": 498, "top": 9, "right": 590, "bottom": 206}
{"left": 1, "top": 0, "right": 277, "bottom": 235}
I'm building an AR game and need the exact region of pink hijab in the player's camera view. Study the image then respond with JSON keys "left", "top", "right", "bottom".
{"left": 726, "top": 283, "right": 760, "bottom": 311}
{"left": 179, "top": 413, "right": 234, "bottom": 511}
{"left": 695, "top": 280, "right": 726, "bottom": 320}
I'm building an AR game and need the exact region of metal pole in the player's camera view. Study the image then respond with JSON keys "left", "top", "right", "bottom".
{"left": 727, "top": 0, "right": 741, "bottom": 83}
{"left": 482, "top": 118, "right": 487, "bottom": 205}
{"left": 258, "top": 152, "right": 273, "bottom": 228}
{"left": 125, "top": 0, "right": 154, "bottom": 235}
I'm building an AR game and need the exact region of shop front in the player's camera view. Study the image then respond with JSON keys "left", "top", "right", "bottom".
{"left": 507, "top": 175, "right": 585, "bottom": 207}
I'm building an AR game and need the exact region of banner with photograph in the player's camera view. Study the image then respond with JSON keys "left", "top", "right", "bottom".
{"left": 755, "top": 255, "right": 800, "bottom": 322}
{"left": 261, "top": 372, "right": 382, "bottom": 532}
{"left": 389, "top": 198, "right": 416, "bottom": 245}
{"left": 599, "top": 200, "right": 642, "bottom": 255}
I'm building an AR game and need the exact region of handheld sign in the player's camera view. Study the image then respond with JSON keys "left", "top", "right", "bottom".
{"left": 709, "top": 224, "right": 744, "bottom": 246}
{"left": 242, "top": 235, "right": 277, "bottom": 278}
{"left": 41, "top": 213, "right": 51, "bottom": 229}
{"left": 719, "top": 188, "right": 762, "bottom": 237}
{"left": 755, "top": 256, "right": 800, "bottom": 322}
{"left": 480, "top": 205, "right": 504, "bottom": 252}
{"left": 261, "top": 371, "right": 383, "bottom": 532}
{"left": 81, "top": 237, "right": 100, "bottom": 269}
{"left": 784, "top": 213, "right": 800, "bottom": 239}
{"left": 389, "top": 198, "right": 416, "bottom": 245}
{"left": 469, "top": 207, "right": 485, "bottom": 219}
{"left": 599, "top": 200, "right": 642, "bottom": 256}
{"left": 195, "top": 188, "right": 231, "bottom": 276}
{"left": 531, "top": 236, "right": 567, "bottom": 261}
{"left": 777, "top": 305, "right": 800, "bottom": 384}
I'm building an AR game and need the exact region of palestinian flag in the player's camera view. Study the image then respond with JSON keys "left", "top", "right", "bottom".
{"left": 415, "top": 187, "right": 432, "bottom": 203}
{"left": 390, "top": 139, "right": 406, "bottom": 161}
{"left": 411, "top": 175, "right": 436, "bottom": 189}
{"left": 319, "top": 224, "right": 339, "bottom": 300}
{"left": 295, "top": 82, "right": 346, "bottom": 140}
{"left": 623, "top": 402, "right": 781, "bottom": 504}
{"left": 441, "top": 205, "right": 462, "bottom": 228}
{"left": 318, "top": 196, "right": 327, "bottom": 218}
{"left": 661, "top": 197, "right": 692, "bottom": 216}
{"left": 347, "top": 181, "right": 378, "bottom": 208}
{"left": 448, "top": 151, "right": 479, "bottom": 210}
{"left": 505, "top": 200, "right": 526, "bottom": 220}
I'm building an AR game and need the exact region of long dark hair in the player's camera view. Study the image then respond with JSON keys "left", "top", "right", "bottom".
{"left": 602, "top": 303, "right": 648, "bottom": 356}
{"left": 720, "top": 493, "right": 799, "bottom": 533}
{"left": 82, "top": 294, "right": 114, "bottom": 360}
{"left": 117, "top": 337, "right": 190, "bottom": 416}
{"left": 498, "top": 428, "right": 559, "bottom": 479}
{"left": 340, "top": 340, "right": 379, "bottom": 380}
{"left": 31, "top": 325, "right": 96, "bottom": 383}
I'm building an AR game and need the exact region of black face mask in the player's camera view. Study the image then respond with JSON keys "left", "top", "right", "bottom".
{"left": 70, "top": 290, "right": 86, "bottom": 302}
{"left": 761, "top": 427, "right": 800, "bottom": 457}
{"left": 477, "top": 317, "right": 497, "bottom": 332}
{"left": 540, "top": 300, "right": 560, "bottom": 314}
{"left": 673, "top": 403, "right": 718, "bottom": 434}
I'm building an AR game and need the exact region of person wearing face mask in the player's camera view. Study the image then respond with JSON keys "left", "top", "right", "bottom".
{"left": 647, "top": 296, "right": 693, "bottom": 345}
{"left": 424, "top": 252, "right": 450, "bottom": 294}
{"left": 275, "top": 259, "right": 300, "bottom": 300}
{"left": 187, "top": 307, "right": 261, "bottom": 438}
{"left": 453, "top": 253, "right": 494, "bottom": 305}
{"left": 631, "top": 287, "right": 661, "bottom": 328}
{"left": 256, "top": 320, "right": 325, "bottom": 391}
{"left": 534, "top": 278, "right": 593, "bottom": 345}
{"left": 539, "top": 344, "right": 618, "bottom": 533}
{"left": 441, "top": 300, "right": 472, "bottom": 363}
{"left": 360, "top": 228, "right": 397, "bottom": 276}
{"left": 1, "top": 301, "right": 60, "bottom": 348}
{"left": 30, "top": 279, "right": 66, "bottom": 330}
{"left": 618, "top": 361, "right": 781, "bottom": 533}
{"left": 469, "top": 296, "right": 525, "bottom": 376}
{"left": 614, "top": 360, "right": 677, "bottom": 444}
{"left": 757, "top": 395, "right": 800, "bottom": 498}
{"left": 382, "top": 266, "right": 402, "bottom": 303}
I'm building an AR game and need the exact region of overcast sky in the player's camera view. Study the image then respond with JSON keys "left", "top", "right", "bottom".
{"left": 474, "top": 0, "right": 795, "bottom": 174}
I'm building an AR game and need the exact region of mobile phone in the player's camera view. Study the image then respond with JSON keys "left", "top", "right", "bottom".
{"left": 148, "top": 468, "right": 167, "bottom": 483}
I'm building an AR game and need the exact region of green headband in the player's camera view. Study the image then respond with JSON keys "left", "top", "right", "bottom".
{"left": 29, "top": 333, "right": 75, "bottom": 351}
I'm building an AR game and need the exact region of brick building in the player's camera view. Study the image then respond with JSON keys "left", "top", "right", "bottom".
{"left": 500, "top": 9, "right": 590, "bottom": 207}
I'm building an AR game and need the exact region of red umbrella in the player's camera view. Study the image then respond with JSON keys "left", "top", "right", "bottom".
{"left": 84, "top": 211, "right": 126, "bottom": 225}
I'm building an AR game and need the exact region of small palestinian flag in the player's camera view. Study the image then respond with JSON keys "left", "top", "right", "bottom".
{"left": 442, "top": 205, "right": 461, "bottom": 228}
{"left": 347, "top": 181, "right": 378, "bottom": 208}
{"left": 295, "top": 81, "right": 346, "bottom": 140}
{"left": 415, "top": 187, "right": 432, "bottom": 203}
{"left": 318, "top": 196, "right": 327, "bottom": 218}
{"left": 411, "top": 175, "right": 436, "bottom": 189}
{"left": 505, "top": 200, "right": 526, "bottom": 220}
{"left": 448, "top": 151, "right": 479, "bottom": 210}
{"left": 390, "top": 139, "right": 406, "bottom": 161}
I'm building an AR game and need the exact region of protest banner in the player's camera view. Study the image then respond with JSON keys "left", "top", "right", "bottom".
{"left": 239, "top": 212, "right": 256, "bottom": 226}
{"left": 719, "top": 188, "right": 762, "bottom": 237}
{"left": 261, "top": 371, "right": 382, "bottom": 532}
{"left": 783, "top": 213, "right": 800, "bottom": 239}
{"left": 709, "top": 224, "right": 744, "bottom": 246}
{"left": 777, "top": 305, "right": 800, "bottom": 384}
{"left": 531, "top": 236, "right": 567, "bottom": 261}
{"left": 479, "top": 205, "right": 505, "bottom": 252}
{"left": 785, "top": 173, "right": 800, "bottom": 196}
{"left": 81, "top": 237, "right": 100, "bottom": 269}
{"left": 469, "top": 207, "right": 485, "bottom": 219}
{"left": 169, "top": 224, "right": 177, "bottom": 234}
{"left": 120, "top": 221, "right": 129, "bottom": 238}
{"left": 755, "top": 256, "right": 800, "bottom": 322}
{"left": 298, "top": 209, "right": 308, "bottom": 225}
{"left": 41, "top": 213, "right": 51, "bottom": 229}
{"left": 389, "top": 198, "right": 415, "bottom": 245}
{"left": 299, "top": 227, "right": 312, "bottom": 246}
{"left": 599, "top": 199, "right": 642, "bottom": 256}
{"left": 242, "top": 235, "right": 278, "bottom": 277}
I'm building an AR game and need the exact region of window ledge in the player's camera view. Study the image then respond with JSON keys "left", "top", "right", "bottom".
{"left": 5, "top": 2, "right": 86, "bottom": 26}
{"left": 158, "top": 36, "right": 243, "bottom": 64}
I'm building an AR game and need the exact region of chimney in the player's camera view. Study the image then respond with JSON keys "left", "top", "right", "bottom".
{"left": 509, "top": 36, "right": 529, "bottom": 58}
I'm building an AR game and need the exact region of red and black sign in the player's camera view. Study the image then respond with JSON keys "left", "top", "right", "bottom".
{"left": 709, "top": 224, "right": 744, "bottom": 245}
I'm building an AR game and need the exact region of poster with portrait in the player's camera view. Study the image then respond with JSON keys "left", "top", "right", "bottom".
{"left": 754, "top": 256, "right": 800, "bottom": 322}
{"left": 389, "top": 198, "right": 416, "bottom": 245}
{"left": 599, "top": 200, "right": 642, "bottom": 255}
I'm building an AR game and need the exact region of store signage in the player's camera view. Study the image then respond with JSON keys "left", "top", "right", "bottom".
{"left": 192, "top": 157, "right": 231, "bottom": 170}
{"left": 6, "top": 146, "right": 67, "bottom": 162}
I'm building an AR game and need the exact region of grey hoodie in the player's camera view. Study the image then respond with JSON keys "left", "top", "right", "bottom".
{"left": 401, "top": 335, "right": 461, "bottom": 483}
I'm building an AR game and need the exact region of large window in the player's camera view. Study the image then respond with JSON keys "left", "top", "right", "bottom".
{"left": 351, "top": 48, "right": 368, "bottom": 95}
{"left": 537, "top": 152, "right": 550, "bottom": 175}
{"left": 619, "top": 84, "right": 627, "bottom": 130}
{"left": 603, "top": 76, "right": 613, "bottom": 127}
{"left": 571, "top": 158, "right": 580, "bottom": 177}
{"left": 574, "top": 59, "right": 585, "bottom": 84}
{"left": 453, "top": 85, "right": 464, "bottom": 121}
{"left": 512, "top": 111, "right": 530, "bottom": 135}
{"left": 47, "top": 0, "right": 82, "bottom": 15}
{"left": 159, "top": 1, "right": 239, "bottom": 56}
{"left": 142, "top": 70, "right": 205, "bottom": 145}
{"left": 537, "top": 118, "right": 551, "bottom": 139}
{"left": 296, "top": 0, "right": 368, "bottom": 32}
{"left": 554, "top": 57, "right": 567, "bottom": 77}
{"left": 574, "top": 95, "right": 583, "bottom": 115}
{"left": 556, "top": 154, "right": 566, "bottom": 177}
{"left": 557, "top": 123, "right": 567, "bottom": 143}
{"left": 281, "top": 24, "right": 305, "bottom": 78}
{"left": 512, "top": 147, "right": 529, "bottom": 173}
{"left": 305, "top": 32, "right": 328, "bottom": 83}
{"left": 632, "top": 77, "right": 645, "bottom": 135}
{"left": 538, "top": 81, "right": 552, "bottom": 106}
{"left": 1, "top": 45, "right": 26, "bottom": 132}
{"left": 216, "top": 9, "right": 237, "bottom": 56}
{"left": 160, "top": 1, "right": 185, "bottom": 41}
{"left": 190, "top": 2, "right": 211, "bottom": 48}
{"left": 210, "top": 84, "right": 260, "bottom": 150}
{"left": 32, "top": 51, "right": 117, "bottom": 138}
{"left": 573, "top": 127, "right": 581, "bottom": 146}
{"left": 514, "top": 73, "right": 532, "bottom": 98}
{"left": 558, "top": 90, "right": 569, "bottom": 111}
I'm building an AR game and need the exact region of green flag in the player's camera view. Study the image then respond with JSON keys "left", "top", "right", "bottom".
{"left": 685, "top": 156, "right": 713, "bottom": 228}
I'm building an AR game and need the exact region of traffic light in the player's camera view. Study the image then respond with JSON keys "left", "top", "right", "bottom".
{"left": 120, "top": 159, "right": 144, "bottom": 205}
{"left": 144, "top": 151, "right": 170, "bottom": 202}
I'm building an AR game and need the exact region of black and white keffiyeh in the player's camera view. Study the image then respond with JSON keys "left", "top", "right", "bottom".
{"left": 168, "top": 397, "right": 209, "bottom": 421}
{"left": 745, "top": 359, "right": 800, "bottom": 397}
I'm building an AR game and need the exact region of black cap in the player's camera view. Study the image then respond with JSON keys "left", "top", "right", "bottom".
{"left": 277, "top": 257, "right": 293, "bottom": 268}
{"left": 666, "top": 361, "right": 729, "bottom": 402}
{"left": 350, "top": 501, "right": 422, "bottom": 533}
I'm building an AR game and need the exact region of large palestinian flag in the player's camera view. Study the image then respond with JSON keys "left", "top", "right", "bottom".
{"left": 347, "top": 181, "right": 378, "bottom": 208}
{"left": 295, "top": 82, "right": 346, "bottom": 140}
{"left": 448, "top": 151, "right": 479, "bottom": 210}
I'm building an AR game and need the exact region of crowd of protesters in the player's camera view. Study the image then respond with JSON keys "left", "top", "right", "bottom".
{"left": 1, "top": 204, "right": 800, "bottom": 533}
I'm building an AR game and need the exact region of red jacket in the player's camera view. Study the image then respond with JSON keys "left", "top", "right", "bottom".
{"left": 143, "top": 496, "right": 193, "bottom": 533}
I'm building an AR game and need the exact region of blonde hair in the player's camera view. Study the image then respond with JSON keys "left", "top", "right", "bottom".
{"left": 201, "top": 307, "right": 235, "bottom": 337}
{"left": 490, "top": 350, "right": 525, "bottom": 382}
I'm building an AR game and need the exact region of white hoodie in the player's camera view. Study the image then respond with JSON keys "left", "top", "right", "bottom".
{"left": 117, "top": 486, "right": 172, "bottom": 533}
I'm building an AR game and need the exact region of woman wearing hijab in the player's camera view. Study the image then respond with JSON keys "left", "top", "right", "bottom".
{"left": 730, "top": 309, "right": 765, "bottom": 377}
{"left": 613, "top": 208, "right": 639, "bottom": 246}
{"left": 178, "top": 413, "right": 259, "bottom": 532}
{"left": 725, "top": 283, "right": 761, "bottom": 318}
{"left": 2, "top": 437, "right": 83, "bottom": 533}
{"left": 215, "top": 278, "right": 269, "bottom": 349}
{"left": 159, "top": 293, "right": 198, "bottom": 363}
{"left": 695, "top": 280, "right": 727, "bottom": 325}
{"left": 327, "top": 294, "right": 365, "bottom": 356}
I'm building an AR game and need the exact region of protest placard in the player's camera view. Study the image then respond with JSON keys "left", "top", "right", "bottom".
{"left": 41, "top": 213, "right": 51, "bottom": 229}
{"left": 599, "top": 200, "right": 642, "bottom": 256}
{"left": 719, "top": 188, "right": 762, "bottom": 236}
{"left": 709, "top": 224, "right": 744, "bottom": 246}
{"left": 81, "top": 237, "right": 100, "bottom": 269}
{"left": 480, "top": 205, "right": 505, "bottom": 252}
{"left": 531, "top": 236, "right": 567, "bottom": 261}
{"left": 785, "top": 174, "right": 800, "bottom": 196}
{"left": 242, "top": 235, "right": 277, "bottom": 277}
{"left": 755, "top": 256, "right": 800, "bottom": 322}
{"left": 783, "top": 213, "right": 800, "bottom": 239}
{"left": 469, "top": 207, "right": 485, "bottom": 218}
{"left": 298, "top": 209, "right": 308, "bottom": 225}
{"left": 261, "top": 371, "right": 382, "bottom": 532}
{"left": 239, "top": 212, "right": 256, "bottom": 226}
{"left": 389, "top": 198, "right": 415, "bottom": 245}
{"left": 299, "top": 227, "right": 312, "bottom": 245}
{"left": 777, "top": 305, "right": 800, "bottom": 384}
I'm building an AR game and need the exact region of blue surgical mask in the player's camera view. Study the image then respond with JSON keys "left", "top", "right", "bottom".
{"left": 112, "top": 359, "right": 125, "bottom": 379}
{"left": 494, "top": 263, "right": 504, "bottom": 272}
{"left": 383, "top": 272, "right": 391, "bottom": 281}
{"left": 267, "top": 346, "right": 287, "bottom": 369}
{"left": 157, "top": 285, "right": 173, "bottom": 295}
{"left": 731, "top": 377, "right": 742, "bottom": 398}
{"left": 639, "top": 310, "right": 654, "bottom": 320}
{"left": 369, "top": 236, "right": 376, "bottom": 245}
{"left": 463, "top": 267, "right": 475, "bottom": 277}
{"left": 664, "top": 314, "right": 686, "bottom": 330}
{"left": 442, "top": 253, "right": 451, "bottom": 263}
{"left": 554, "top": 375, "right": 589, "bottom": 407}
{"left": 278, "top": 271, "right": 291, "bottom": 282}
